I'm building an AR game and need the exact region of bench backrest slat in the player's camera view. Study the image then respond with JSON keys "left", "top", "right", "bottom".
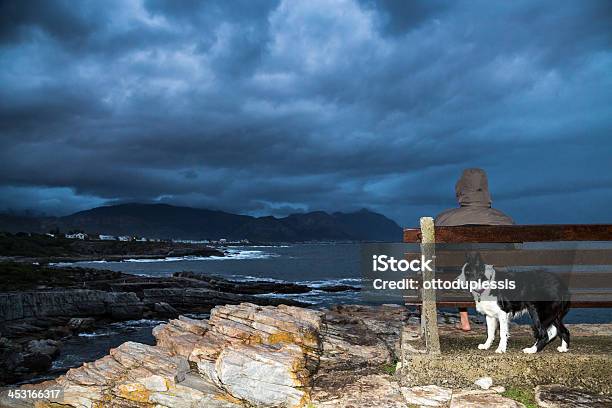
{"left": 404, "top": 224, "right": 612, "bottom": 243}
{"left": 403, "top": 249, "right": 611, "bottom": 266}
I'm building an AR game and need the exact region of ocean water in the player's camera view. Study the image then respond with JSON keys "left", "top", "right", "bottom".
{"left": 69, "top": 243, "right": 366, "bottom": 307}
{"left": 69, "top": 242, "right": 612, "bottom": 322}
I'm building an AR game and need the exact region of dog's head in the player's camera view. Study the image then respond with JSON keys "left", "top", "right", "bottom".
{"left": 463, "top": 251, "right": 487, "bottom": 282}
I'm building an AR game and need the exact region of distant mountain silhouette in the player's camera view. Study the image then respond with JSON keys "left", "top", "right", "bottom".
{"left": 0, "top": 203, "right": 402, "bottom": 242}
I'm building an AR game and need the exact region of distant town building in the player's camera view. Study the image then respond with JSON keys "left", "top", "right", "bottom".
{"left": 117, "top": 236, "right": 132, "bottom": 241}
{"left": 99, "top": 235, "right": 116, "bottom": 240}
{"left": 65, "top": 232, "right": 88, "bottom": 240}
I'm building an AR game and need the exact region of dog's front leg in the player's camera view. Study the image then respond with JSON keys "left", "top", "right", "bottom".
{"left": 495, "top": 312, "right": 509, "bottom": 353}
{"left": 478, "top": 315, "right": 497, "bottom": 350}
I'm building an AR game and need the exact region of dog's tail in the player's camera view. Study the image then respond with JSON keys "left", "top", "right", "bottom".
{"left": 560, "top": 295, "right": 571, "bottom": 320}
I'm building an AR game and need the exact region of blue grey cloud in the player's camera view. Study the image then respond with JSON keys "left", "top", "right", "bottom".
{"left": 0, "top": 0, "right": 611, "bottom": 225}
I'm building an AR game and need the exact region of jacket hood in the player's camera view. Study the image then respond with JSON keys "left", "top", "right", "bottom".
{"left": 455, "top": 168, "right": 492, "bottom": 207}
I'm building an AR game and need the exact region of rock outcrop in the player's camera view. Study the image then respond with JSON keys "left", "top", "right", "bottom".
{"left": 174, "top": 272, "right": 312, "bottom": 294}
{"left": 0, "top": 338, "right": 62, "bottom": 384}
{"left": 154, "top": 303, "right": 324, "bottom": 407}
{"left": 535, "top": 384, "right": 612, "bottom": 408}
{"left": 0, "top": 290, "right": 143, "bottom": 322}
{"left": 0, "top": 284, "right": 308, "bottom": 329}
{"left": 2, "top": 303, "right": 327, "bottom": 407}
{"left": 141, "top": 288, "right": 306, "bottom": 311}
{"left": 1, "top": 303, "right": 409, "bottom": 407}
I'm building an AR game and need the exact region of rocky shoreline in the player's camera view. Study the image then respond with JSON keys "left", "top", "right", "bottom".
{"left": 0, "top": 264, "right": 360, "bottom": 385}
{"left": 1, "top": 303, "right": 610, "bottom": 407}
{"left": 0, "top": 232, "right": 226, "bottom": 264}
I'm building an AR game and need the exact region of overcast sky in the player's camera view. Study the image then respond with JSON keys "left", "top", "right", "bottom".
{"left": 1, "top": 0, "right": 611, "bottom": 225}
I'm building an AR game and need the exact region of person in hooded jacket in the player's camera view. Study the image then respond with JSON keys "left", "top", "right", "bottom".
{"left": 435, "top": 168, "right": 514, "bottom": 331}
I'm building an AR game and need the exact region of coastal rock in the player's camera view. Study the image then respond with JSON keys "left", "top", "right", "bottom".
{"left": 400, "top": 385, "right": 452, "bottom": 407}
{"left": 1, "top": 338, "right": 63, "bottom": 384}
{"left": 216, "top": 342, "right": 310, "bottom": 407}
{"left": 312, "top": 374, "right": 407, "bottom": 407}
{"left": 317, "top": 304, "right": 408, "bottom": 373}
{"left": 153, "top": 301, "right": 179, "bottom": 317}
{"left": 21, "top": 351, "right": 52, "bottom": 372}
{"left": 67, "top": 317, "right": 96, "bottom": 332}
{"left": 317, "top": 284, "right": 360, "bottom": 292}
{"left": 155, "top": 303, "right": 324, "bottom": 407}
{"left": 5, "top": 303, "right": 612, "bottom": 408}
{"left": 174, "top": 271, "right": 312, "bottom": 294}
{"left": 153, "top": 315, "right": 210, "bottom": 357}
{"left": 535, "top": 384, "right": 612, "bottom": 407}
{"left": 107, "top": 292, "right": 145, "bottom": 319}
{"left": 0, "top": 341, "right": 243, "bottom": 408}
{"left": 0, "top": 337, "right": 24, "bottom": 383}
{"left": 7, "top": 303, "right": 325, "bottom": 408}
{"left": 26, "top": 339, "right": 60, "bottom": 359}
{"left": 450, "top": 390, "right": 526, "bottom": 408}
{"left": 0, "top": 290, "right": 143, "bottom": 322}
{"left": 173, "top": 272, "right": 360, "bottom": 295}
{"left": 187, "top": 303, "right": 324, "bottom": 407}
{"left": 142, "top": 287, "right": 306, "bottom": 311}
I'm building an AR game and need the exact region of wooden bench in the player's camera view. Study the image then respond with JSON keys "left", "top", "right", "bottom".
{"left": 402, "top": 219, "right": 612, "bottom": 355}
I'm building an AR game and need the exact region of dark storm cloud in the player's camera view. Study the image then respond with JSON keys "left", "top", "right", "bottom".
{"left": 1, "top": 0, "right": 611, "bottom": 224}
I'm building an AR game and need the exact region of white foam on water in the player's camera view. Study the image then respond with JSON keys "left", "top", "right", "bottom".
{"left": 77, "top": 330, "right": 119, "bottom": 338}
{"left": 298, "top": 278, "right": 362, "bottom": 288}
{"left": 121, "top": 249, "right": 279, "bottom": 262}
{"left": 121, "top": 256, "right": 221, "bottom": 263}
{"left": 224, "top": 249, "right": 280, "bottom": 260}
{"left": 52, "top": 248, "right": 280, "bottom": 266}
{"left": 247, "top": 245, "right": 291, "bottom": 248}
{"left": 49, "top": 261, "right": 96, "bottom": 267}
{"left": 110, "top": 319, "right": 165, "bottom": 328}
{"left": 229, "top": 274, "right": 287, "bottom": 283}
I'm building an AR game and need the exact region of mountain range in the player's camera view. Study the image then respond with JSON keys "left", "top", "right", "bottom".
{"left": 0, "top": 203, "right": 403, "bottom": 242}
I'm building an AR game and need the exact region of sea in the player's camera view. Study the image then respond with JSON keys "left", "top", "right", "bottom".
{"left": 31, "top": 243, "right": 611, "bottom": 384}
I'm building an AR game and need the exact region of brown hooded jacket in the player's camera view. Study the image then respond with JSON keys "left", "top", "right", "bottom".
{"left": 435, "top": 168, "right": 514, "bottom": 226}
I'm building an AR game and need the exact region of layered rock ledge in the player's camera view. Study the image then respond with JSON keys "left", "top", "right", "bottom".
{"left": 0, "top": 264, "right": 360, "bottom": 386}
{"left": 0, "top": 303, "right": 325, "bottom": 407}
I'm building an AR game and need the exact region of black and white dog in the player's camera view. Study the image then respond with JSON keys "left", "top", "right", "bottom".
{"left": 458, "top": 252, "right": 571, "bottom": 354}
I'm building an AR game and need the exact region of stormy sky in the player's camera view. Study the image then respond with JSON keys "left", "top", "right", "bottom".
{"left": 1, "top": 0, "right": 611, "bottom": 225}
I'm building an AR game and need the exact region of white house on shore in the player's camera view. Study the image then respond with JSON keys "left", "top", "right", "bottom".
{"left": 99, "top": 235, "right": 116, "bottom": 240}
{"left": 65, "top": 232, "right": 88, "bottom": 240}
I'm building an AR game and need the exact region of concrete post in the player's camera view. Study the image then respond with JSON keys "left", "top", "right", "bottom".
{"left": 420, "top": 217, "right": 441, "bottom": 354}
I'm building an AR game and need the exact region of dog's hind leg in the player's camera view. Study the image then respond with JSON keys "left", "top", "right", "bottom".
{"left": 527, "top": 305, "right": 546, "bottom": 339}
{"left": 530, "top": 312, "right": 563, "bottom": 353}
{"left": 523, "top": 330, "right": 552, "bottom": 353}
{"left": 524, "top": 306, "right": 549, "bottom": 353}
{"left": 556, "top": 320, "right": 570, "bottom": 352}
{"left": 479, "top": 315, "right": 497, "bottom": 350}
{"left": 546, "top": 324, "right": 558, "bottom": 342}
{"left": 523, "top": 341, "right": 538, "bottom": 354}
